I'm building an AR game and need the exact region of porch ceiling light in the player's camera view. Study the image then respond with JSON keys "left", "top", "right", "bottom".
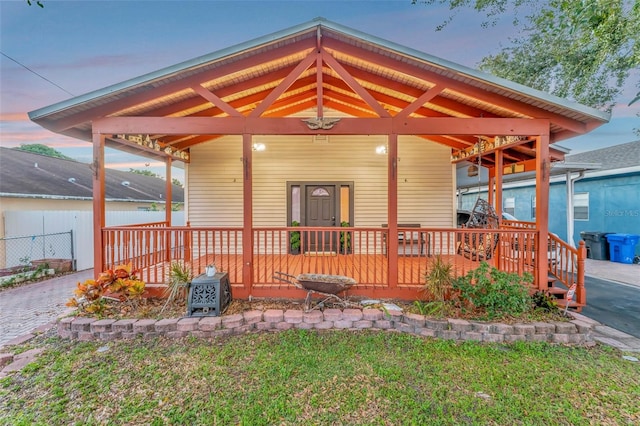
{"left": 252, "top": 143, "right": 266, "bottom": 152}
{"left": 376, "top": 145, "right": 387, "bottom": 155}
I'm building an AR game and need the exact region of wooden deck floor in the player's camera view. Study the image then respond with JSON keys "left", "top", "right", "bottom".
{"left": 139, "top": 252, "right": 497, "bottom": 299}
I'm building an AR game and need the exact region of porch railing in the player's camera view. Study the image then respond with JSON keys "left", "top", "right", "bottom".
{"left": 100, "top": 224, "right": 588, "bottom": 302}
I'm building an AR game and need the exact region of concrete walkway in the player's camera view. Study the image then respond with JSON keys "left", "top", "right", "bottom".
{"left": 0, "top": 262, "right": 638, "bottom": 353}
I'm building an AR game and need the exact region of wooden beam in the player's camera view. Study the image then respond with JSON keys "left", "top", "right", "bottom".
{"left": 92, "top": 133, "right": 105, "bottom": 279}
{"left": 323, "top": 100, "right": 378, "bottom": 118}
{"left": 323, "top": 38, "right": 589, "bottom": 133}
{"left": 387, "top": 134, "right": 398, "bottom": 289}
{"left": 93, "top": 116, "right": 552, "bottom": 136}
{"left": 535, "top": 135, "right": 550, "bottom": 290}
{"left": 320, "top": 47, "right": 391, "bottom": 118}
{"left": 395, "top": 85, "right": 444, "bottom": 119}
{"left": 250, "top": 52, "right": 317, "bottom": 117}
{"left": 144, "top": 65, "right": 302, "bottom": 118}
{"left": 316, "top": 51, "right": 324, "bottom": 118}
{"left": 50, "top": 38, "right": 316, "bottom": 132}
{"left": 263, "top": 99, "right": 318, "bottom": 118}
{"left": 242, "top": 134, "right": 254, "bottom": 295}
{"left": 340, "top": 64, "right": 500, "bottom": 119}
{"left": 165, "top": 157, "right": 172, "bottom": 225}
{"left": 391, "top": 117, "right": 551, "bottom": 136}
{"left": 192, "top": 84, "right": 242, "bottom": 117}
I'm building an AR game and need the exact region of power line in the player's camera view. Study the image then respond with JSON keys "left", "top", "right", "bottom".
{"left": 1, "top": 51, "right": 75, "bottom": 97}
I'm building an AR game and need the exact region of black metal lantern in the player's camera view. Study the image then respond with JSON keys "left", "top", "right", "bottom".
{"left": 187, "top": 272, "right": 232, "bottom": 317}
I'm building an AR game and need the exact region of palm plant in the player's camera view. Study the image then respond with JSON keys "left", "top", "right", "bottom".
{"left": 162, "top": 261, "right": 192, "bottom": 312}
{"left": 421, "top": 255, "right": 455, "bottom": 317}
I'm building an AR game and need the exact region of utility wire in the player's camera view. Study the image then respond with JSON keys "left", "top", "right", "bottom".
{"left": 1, "top": 51, "right": 75, "bottom": 96}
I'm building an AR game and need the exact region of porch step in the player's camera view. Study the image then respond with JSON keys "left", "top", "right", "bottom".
{"left": 546, "top": 286, "right": 568, "bottom": 297}
{"left": 555, "top": 298, "right": 585, "bottom": 312}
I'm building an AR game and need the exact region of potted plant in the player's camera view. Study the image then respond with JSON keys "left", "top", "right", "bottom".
{"left": 290, "top": 220, "right": 301, "bottom": 255}
{"left": 340, "top": 221, "right": 352, "bottom": 254}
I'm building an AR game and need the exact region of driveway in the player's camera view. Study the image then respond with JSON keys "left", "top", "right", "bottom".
{"left": 582, "top": 276, "right": 640, "bottom": 339}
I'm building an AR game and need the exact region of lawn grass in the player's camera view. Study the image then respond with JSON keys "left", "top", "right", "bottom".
{"left": 1, "top": 330, "right": 639, "bottom": 425}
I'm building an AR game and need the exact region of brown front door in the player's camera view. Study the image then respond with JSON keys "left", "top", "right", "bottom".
{"left": 305, "top": 185, "right": 337, "bottom": 252}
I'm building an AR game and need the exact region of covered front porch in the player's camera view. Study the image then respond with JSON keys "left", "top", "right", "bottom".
{"left": 29, "top": 19, "right": 607, "bottom": 312}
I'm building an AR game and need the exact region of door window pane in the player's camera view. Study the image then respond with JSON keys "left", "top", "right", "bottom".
{"left": 291, "top": 186, "right": 300, "bottom": 223}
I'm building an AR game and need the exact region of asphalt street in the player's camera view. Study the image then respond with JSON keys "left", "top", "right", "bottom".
{"left": 582, "top": 276, "right": 640, "bottom": 339}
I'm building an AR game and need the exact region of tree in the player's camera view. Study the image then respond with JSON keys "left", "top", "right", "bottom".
{"left": 414, "top": 1, "right": 639, "bottom": 115}
{"left": 172, "top": 178, "right": 183, "bottom": 188}
{"left": 26, "top": 0, "right": 44, "bottom": 7}
{"left": 15, "top": 144, "right": 74, "bottom": 160}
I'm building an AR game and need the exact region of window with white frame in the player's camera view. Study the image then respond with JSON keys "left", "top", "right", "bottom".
{"left": 574, "top": 192, "right": 589, "bottom": 220}
{"left": 531, "top": 196, "right": 536, "bottom": 219}
{"left": 504, "top": 197, "right": 515, "bottom": 216}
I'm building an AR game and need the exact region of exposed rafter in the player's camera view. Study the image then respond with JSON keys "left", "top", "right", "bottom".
{"left": 29, "top": 19, "right": 608, "bottom": 166}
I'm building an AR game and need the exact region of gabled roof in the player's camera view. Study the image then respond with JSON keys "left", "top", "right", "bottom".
{"left": 29, "top": 18, "right": 610, "bottom": 167}
{"left": 565, "top": 140, "right": 640, "bottom": 171}
{"left": 0, "top": 147, "right": 184, "bottom": 203}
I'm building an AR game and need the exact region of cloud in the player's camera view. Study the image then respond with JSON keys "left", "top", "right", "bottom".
{"left": 0, "top": 113, "right": 29, "bottom": 122}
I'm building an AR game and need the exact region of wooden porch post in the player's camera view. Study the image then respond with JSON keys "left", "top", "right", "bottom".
{"left": 92, "top": 133, "right": 106, "bottom": 278}
{"left": 242, "top": 134, "right": 254, "bottom": 297}
{"left": 164, "top": 158, "right": 173, "bottom": 263}
{"left": 494, "top": 149, "right": 504, "bottom": 262}
{"left": 494, "top": 150, "right": 503, "bottom": 219}
{"left": 487, "top": 174, "right": 494, "bottom": 206}
{"left": 577, "top": 240, "right": 586, "bottom": 306}
{"left": 387, "top": 134, "right": 398, "bottom": 288}
{"left": 535, "top": 134, "right": 550, "bottom": 290}
{"left": 165, "top": 157, "right": 172, "bottom": 225}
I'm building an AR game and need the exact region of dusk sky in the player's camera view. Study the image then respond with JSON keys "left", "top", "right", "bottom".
{"left": 1, "top": 0, "right": 638, "bottom": 183}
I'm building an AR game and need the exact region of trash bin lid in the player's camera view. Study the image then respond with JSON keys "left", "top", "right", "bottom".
{"left": 580, "top": 231, "right": 609, "bottom": 241}
{"left": 606, "top": 233, "right": 640, "bottom": 244}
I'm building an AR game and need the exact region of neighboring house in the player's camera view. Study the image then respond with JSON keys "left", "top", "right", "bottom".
{"left": 0, "top": 147, "right": 184, "bottom": 238}
{"left": 28, "top": 18, "right": 610, "bottom": 307}
{"left": 458, "top": 140, "right": 640, "bottom": 256}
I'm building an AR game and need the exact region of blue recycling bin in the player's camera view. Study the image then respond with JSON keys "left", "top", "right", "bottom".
{"left": 606, "top": 233, "right": 639, "bottom": 264}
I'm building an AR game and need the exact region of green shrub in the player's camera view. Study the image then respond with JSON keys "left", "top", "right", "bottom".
{"left": 290, "top": 221, "right": 301, "bottom": 253}
{"left": 453, "top": 262, "right": 533, "bottom": 319}
{"left": 532, "top": 290, "right": 560, "bottom": 313}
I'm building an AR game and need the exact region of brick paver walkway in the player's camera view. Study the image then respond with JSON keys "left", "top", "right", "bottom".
{"left": 0, "top": 269, "right": 93, "bottom": 348}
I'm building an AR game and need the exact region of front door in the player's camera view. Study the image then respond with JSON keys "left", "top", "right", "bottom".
{"left": 305, "top": 185, "right": 337, "bottom": 252}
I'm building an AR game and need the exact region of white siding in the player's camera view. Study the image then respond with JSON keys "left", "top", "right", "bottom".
{"left": 188, "top": 135, "right": 454, "bottom": 228}
{"left": 397, "top": 135, "right": 456, "bottom": 226}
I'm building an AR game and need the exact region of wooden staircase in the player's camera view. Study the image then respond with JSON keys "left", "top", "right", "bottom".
{"left": 546, "top": 275, "right": 585, "bottom": 312}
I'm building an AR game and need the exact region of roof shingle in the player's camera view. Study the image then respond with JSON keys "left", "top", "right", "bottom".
{"left": 0, "top": 147, "right": 184, "bottom": 203}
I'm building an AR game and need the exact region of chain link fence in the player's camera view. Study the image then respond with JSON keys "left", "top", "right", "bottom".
{"left": 0, "top": 231, "right": 75, "bottom": 273}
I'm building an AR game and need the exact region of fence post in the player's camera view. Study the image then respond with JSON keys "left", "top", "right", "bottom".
{"left": 70, "top": 230, "right": 76, "bottom": 271}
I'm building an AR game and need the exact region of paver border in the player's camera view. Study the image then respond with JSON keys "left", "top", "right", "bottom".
{"left": 56, "top": 308, "right": 595, "bottom": 345}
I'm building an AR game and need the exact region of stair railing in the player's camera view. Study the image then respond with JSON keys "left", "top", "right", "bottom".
{"left": 547, "top": 234, "right": 586, "bottom": 308}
